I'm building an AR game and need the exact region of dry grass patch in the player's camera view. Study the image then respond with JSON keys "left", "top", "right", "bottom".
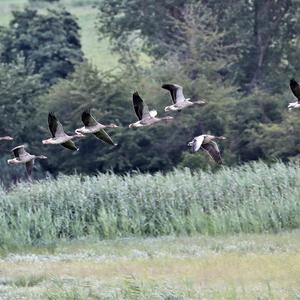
{"left": 1, "top": 232, "right": 300, "bottom": 298}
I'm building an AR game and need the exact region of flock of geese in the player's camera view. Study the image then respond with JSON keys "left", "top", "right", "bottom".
{"left": 2, "top": 79, "right": 300, "bottom": 179}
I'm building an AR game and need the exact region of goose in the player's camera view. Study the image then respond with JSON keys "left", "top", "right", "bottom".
{"left": 0, "top": 136, "right": 13, "bottom": 141}
{"left": 7, "top": 145, "right": 47, "bottom": 178}
{"left": 162, "top": 84, "right": 206, "bottom": 112}
{"left": 288, "top": 79, "right": 300, "bottom": 110}
{"left": 129, "top": 91, "right": 173, "bottom": 128}
{"left": 42, "top": 112, "right": 84, "bottom": 151}
{"left": 188, "top": 134, "right": 226, "bottom": 164}
{"left": 75, "top": 110, "right": 118, "bottom": 146}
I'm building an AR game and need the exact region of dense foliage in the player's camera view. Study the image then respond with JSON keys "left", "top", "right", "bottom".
{"left": 0, "top": 8, "right": 83, "bottom": 86}
{"left": 0, "top": 161, "right": 299, "bottom": 249}
{"left": 0, "top": 0, "right": 300, "bottom": 179}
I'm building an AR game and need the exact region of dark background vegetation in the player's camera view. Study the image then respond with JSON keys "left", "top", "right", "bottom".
{"left": 1, "top": 0, "right": 300, "bottom": 183}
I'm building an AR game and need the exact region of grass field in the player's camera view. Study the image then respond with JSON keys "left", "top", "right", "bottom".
{"left": 1, "top": 231, "right": 300, "bottom": 299}
{"left": 0, "top": 0, "right": 119, "bottom": 71}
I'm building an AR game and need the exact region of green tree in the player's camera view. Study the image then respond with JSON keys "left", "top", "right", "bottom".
{"left": 97, "top": 0, "right": 193, "bottom": 59}
{"left": 0, "top": 58, "right": 45, "bottom": 184}
{"left": 204, "top": 0, "right": 300, "bottom": 91}
{"left": 0, "top": 8, "right": 83, "bottom": 86}
{"left": 0, "top": 58, "right": 43, "bottom": 141}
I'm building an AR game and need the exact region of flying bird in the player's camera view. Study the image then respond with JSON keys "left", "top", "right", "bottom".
{"left": 7, "top": 145, "right": 47, "bottom": 179}
{"left": 288, "top": 79, "right": 300, "bottom": 110}
{"left": 162, "top": 84, "right": 206, "bottom": 112}
{"left": 129, "top": 91, "right": 173, "bottom": 128}
{"left": 188, "top": 134, "right": 226, "bottom": 164}
{"left": 75, "top": 110, "right": 118, "bottom": 146}
{"left": 42, "top": 112, "right": 84, "bottom": 151}
{"left": 0, "top": 136, "right": 13, "bottom": 141}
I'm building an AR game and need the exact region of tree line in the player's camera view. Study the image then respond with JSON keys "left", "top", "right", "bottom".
{"left": 1, "top": 0, "right": 300, "bottom": 184}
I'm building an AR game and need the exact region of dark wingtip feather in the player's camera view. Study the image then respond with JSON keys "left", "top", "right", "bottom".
{"left": 83, "top": 109, "right": 90, "bottom": 114}
{"left": 48, "top": 112, "right": 56, "bottom": 117}
{"left": 161, "top": 84, "right": 171, "bottom": 89}
{"left": 290, "top": 78, "right": 298, "bottom": 86}
{"left": 82, "top": 110, "right": 91, "bottom": 118}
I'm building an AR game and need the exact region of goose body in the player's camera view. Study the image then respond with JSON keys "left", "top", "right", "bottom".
{"left": 188, "top": 134, "right": 226, "bottom": 164}
{"left": 7, "top": 145, "right": 47, "bottom": 178}
{"left": 75, "top": 110, "right": 118, "bottom": 145}
{"left": 162, "top": 84, "right": 206, "bottom": 112}
{"left": 0, "top": 136, "right": 13, "bottom": 141}
{"left": 42, "top": 112, "right": 84, "bottom": 151}
{"left": 288, "top": 79, "right": 300, "bottom": 110}
{"left": 129, "top": 92, "right": 173, "bottom": 128}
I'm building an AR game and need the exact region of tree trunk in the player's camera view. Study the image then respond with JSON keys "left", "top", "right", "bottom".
{"left": 248, "top": 0, "right": 290, "bottom": 90}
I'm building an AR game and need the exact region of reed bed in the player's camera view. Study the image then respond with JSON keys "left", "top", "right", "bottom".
{"left": 0, "top": 161, "right": 300, "bottom": 248}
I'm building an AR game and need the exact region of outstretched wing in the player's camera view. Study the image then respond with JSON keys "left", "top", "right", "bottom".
{"left": 26, "top": 160, "right": 34, "bottom": 177}
{"left": 82, "top": 110, "right": 98, "bottom": 127}
{"left": 290, "top": 79, "right": 300, "bottom": 101}
{"left": 12, "top": 145, "right": 28, "bottom": 159}
{"left": 189, "top": 135, "right": 204, "bottom": 153}
{"left": 202, "top": 141, "right": 223, "bottom": 164}
{"left": 48, "top": 112, "right": 66, "bottom": 138}
{"left": 162, "top": 84, "right": 185, "bottom": 104}
{"left": 93, "top": 129, "right": 115, "bottom": 145}
{"left": 133, "top": 92, "right": 151, "bottom": 120}
{"left": 61, "top": 140, "right": 78, "bottom": 151}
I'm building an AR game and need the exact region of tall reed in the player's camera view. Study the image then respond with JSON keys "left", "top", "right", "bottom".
{"left": 1, "top": 161, "right": 300, "bottom": 249}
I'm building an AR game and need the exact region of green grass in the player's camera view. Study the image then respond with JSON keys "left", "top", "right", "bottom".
{"left": 1, "top": 161, "right": 300, "bottom": 250}
{"left": 0, "top": 0, "right": 119, "bottom": 71}
{"left": 1, "top": 231, "right": 300, "bottom": 299}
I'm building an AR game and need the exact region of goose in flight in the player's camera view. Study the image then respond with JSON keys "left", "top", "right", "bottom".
{"left": 162, "top": 84, "right": 206, "bottom": 112}
{"left": 129, "top": 91, "right": 173, "bottom": 128}
{"left": 75, "top": 110, "right": 118, "bottom": 146}
{"left": 7, "top": 145, "right": 47, "bottom": 178}
{"left": 0, "top": 136, "right": 13, "bottom": 141}
{"left": 188, "top": 134, "right": 226, "bottom": 164}
{"left": 42, "top": 112, "right": 84, "bottom": 151}
{"left": 288, "top": 79, "right": 300, "bottom": 110}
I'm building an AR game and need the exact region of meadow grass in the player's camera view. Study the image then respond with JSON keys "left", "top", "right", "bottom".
{"left": 0, "top": 161, "right": 300, "bottom": 250}
{"left": 1, "top": 231, "right": 300, "bottom": 299}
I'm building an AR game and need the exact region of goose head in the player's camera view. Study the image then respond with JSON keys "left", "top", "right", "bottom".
{"left": 0, "top": 136, "right": 13, "bottom": 141}
{"left": 42, "top": 138, "right": 52, "bottom": 145}
{"left": 217, "top": 136, "right": 226, "bottom": 140}
{"left": 162, "top": 116, "right": 174, "bottom": 121}
{"left": 73, "top": 132, "right": 86, "bottom": 138}
{"left": 37, "top": 155, "right": 48, "bottom": 160}
{"left": 194, "top": 99, "right": 206, "bottom": 105}
{"left": 129, "top": 122, "right": 143, "bottom": 128}
{"left": 107, "top": 123, "right": 119, "bottom": 128}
